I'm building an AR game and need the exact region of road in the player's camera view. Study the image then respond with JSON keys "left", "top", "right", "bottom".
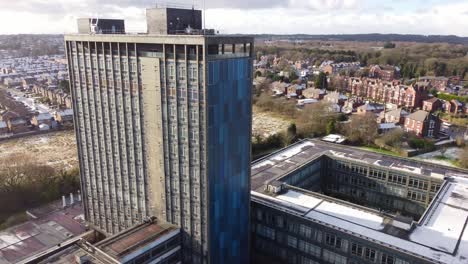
{"left": 7, "top": 88, "right": 51, "bottom": 114}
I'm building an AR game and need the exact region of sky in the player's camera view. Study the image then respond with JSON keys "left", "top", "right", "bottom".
{"left": 0, "top": 0, "right": 467, "bottom": 36}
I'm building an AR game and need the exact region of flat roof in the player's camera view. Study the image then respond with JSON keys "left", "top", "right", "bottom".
{"left": 97, "top": 222, "right": 179, "bottom": 261}
{"left": 64, "top": 34, "right": 254, "bottom": 46}
{"left": 251, "top": 140, "right": 468, "bottom": 263}
{"left": 251, "top": 139, "right": 465, "bottom": 191}
{"left": 33, "top": 222, "right": 180, "bottom": 264}
{"left": 253, "top": 177, "right": 468, "bottom": 263}
{"left": 0, "top": 203, "right": 85, "bottom": 264}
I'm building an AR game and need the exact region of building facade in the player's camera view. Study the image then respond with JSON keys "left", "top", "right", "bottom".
{"left": 66, "top": 9, "right": 253, "bottom": 264}
{"left": 250, "top": 140, "right": 468, "bottom": 264}
{"left": 349, "top": 78, "right": 430, "bottom": 109}
{"left": 404, "top": 110, "right": 441, "bottom": 138}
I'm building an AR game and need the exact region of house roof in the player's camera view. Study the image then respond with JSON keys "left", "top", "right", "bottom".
{"left": 56, "top": 109, "right": 73, "bottom": 116}
{"left": 9, "top": 119, "right": 26, "bottom": 125}
{"left": 385, "top": 108, "right": 408, "bottom": 118}
{"left": 325, "top": 91, "right": 347, "bottom": 100}
{"left": 358, "top": 103, "right": 384, "bottom": 111}
{"left": 379, "top": 123, "right": 398, "bottom": 130}
{"left": 424, "top": 97, "right": 440, "bottom": 103}
{"left": 0, "top": 111, "right": 20, "bottom": 121}
{"left": 407, "top": 110, "right": 430, "bottom": 122}
{"left": 35, "top": 113, "right": 53, "bottom": 121}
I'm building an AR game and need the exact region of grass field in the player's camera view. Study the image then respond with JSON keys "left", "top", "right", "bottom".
{"left": 0, "top": 130, "right": 78, "bottom": 171}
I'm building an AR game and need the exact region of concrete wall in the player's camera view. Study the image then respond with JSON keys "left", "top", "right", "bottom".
{"left": 141, "top": 57, "right": 167, "bottom": 221}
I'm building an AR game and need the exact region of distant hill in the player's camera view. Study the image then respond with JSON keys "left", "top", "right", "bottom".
{"left": 253, "top": 34, "right": 468, "bottom": 45}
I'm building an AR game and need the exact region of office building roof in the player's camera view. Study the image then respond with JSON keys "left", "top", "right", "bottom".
{"left": 31, "top": 222, "right": 179, "bottom": 264}
{"left": 251, "top": 139, "right": 468, "bottom": 263}
{"left": 251, "top": 139, "right": 465, "bottom": 192}
{"left": 96, "top": 222, "right": 179, "bottom": 261}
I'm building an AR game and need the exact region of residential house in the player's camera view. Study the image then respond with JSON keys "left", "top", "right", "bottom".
{"left": 378, "top": 108, "right": 409, "bottom": 124}
{"left": 0, "top": 121, "right": 8, "bottom": 134}
{"left": 271, "top": 82, "right": 290, "bottom": 96}
{"left": 349, "top": 77, "right": 433, "bottom": 108}
{"left": 450, "top": 100, "right": 464, "bottom": 114}
{"left": 22, "top": 76, "right": 36, "bottom": 89}
{"left": 342, "top": 97, "right": 365, "bottom": 114}
{"left": 31, "top": 113, "right": 54, "bottom": 127}
{"left": 419, "top": 76, "right": 449, "bottom": 91}
{"left": 0, "top": 111, "right": 20, "bottom": 122}
{"left": 322, "top": 62, "right": 360, "bottom": 75}
{"left": 422, "top": 97, "right": 443, "bottom": 112}
{"left": 356, "top": 103, "right": 385, "bottom": 115}
{"left": 405, "top": 82, "right": 430, "bottom": 109}
{"left": 287, "top": 84, "right": 305, "bottom": 98}
{"left": 54, "top": 109, "right": 74, "bottom": 126}
{"left": 444, "top": 100, "right": 464, "bottom": 114}
{"left": 4, "top": 77, "right": 21, "bottom": 87}
{"left": 324, "top": 91, "right": 348, "bottom": 105}
{"left": 302, "top": 88, "right": 326, "bottom": 100}
{"left": 404, "top": 110, "right": 441, "bottom": 138}
{"left": 7, "top": 118, "right": 29, "bottom": 133}
{"left": 369, "top": 65, "right": 400, "bottom": 81}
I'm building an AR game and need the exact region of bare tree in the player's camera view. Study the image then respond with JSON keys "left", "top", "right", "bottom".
{"left": 297, "top": 101, "right": 338, "bottom": 137}
{"left": 346, "top": 113, "right": 379, "bottom": 145}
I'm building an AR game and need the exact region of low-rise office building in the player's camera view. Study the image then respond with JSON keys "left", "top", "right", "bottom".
{"left": 251, "top": 140, "right": 468, "bottom": 264}
{"left": 26, "top": 221, "right": 181, "bottom": 264}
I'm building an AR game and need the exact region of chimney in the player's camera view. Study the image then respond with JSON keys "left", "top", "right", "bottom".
{"left": 62, "top": 196, "right": 67, "bottom": 208}
{"left": 70, "top": 193, "right": 74, "bottom": 205}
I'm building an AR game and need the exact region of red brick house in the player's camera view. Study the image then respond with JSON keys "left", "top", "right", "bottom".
{"left": 404, "top": 110, "right": 440, "bottom": 138}
{"left": 419, "top": 76, "right": 449, "bottom": 91}
{"left": 369, "top": 65, "right": 400, "bottom": 81}
{"left": 422, "top": 97, "right": 443, "bottom": 112}
{"left": 405, "top": 83, "right": 430, "bottom": 109}
{"left": 450, "top": 100, "right": 464, "bottom": 114}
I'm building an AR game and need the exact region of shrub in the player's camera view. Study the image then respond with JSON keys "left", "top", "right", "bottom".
{"left": 408, "top": 138, "right": 435, "bottom": 151}
{"left": 252, "top": 133, "right": 286, "bottom": 157}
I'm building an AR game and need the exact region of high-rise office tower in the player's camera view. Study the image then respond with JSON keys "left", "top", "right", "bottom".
{"left": 65, "top": 7, "right": 253, "bottom": 264}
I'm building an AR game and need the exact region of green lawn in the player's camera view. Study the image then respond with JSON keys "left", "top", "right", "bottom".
{"left": 434, "top": 155, "right": 462, "bottom": 168}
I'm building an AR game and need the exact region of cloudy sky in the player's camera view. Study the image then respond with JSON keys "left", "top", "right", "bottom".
{"left": 0, "top": 0, "right": 467, "bottom": 36}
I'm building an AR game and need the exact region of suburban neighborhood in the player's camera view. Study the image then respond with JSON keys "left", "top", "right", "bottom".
{"left": 0, "top": 54, "right": 73, "bottom": 138}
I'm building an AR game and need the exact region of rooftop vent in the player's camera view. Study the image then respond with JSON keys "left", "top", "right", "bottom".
{"left": 266, "top": 181, "right": 285, "bottom": 194}
{"left": 391, "top": 215, "right": 414, "bottom": 231}
{"left": 77, "top": 18, "right": 125, "bottom": 34}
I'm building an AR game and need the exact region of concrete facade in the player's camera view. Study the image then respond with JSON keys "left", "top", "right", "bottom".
{"left": 65, "top": 33, "right": 254, "bottom": 264}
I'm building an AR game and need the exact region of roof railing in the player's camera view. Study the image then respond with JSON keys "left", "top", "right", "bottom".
{"left": 154, "top": 2, "right": 201, "bottom": 9}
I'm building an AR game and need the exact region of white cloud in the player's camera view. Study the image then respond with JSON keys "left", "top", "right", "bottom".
{"left": 0, "top": 1, "right": 466, "bottom": 36}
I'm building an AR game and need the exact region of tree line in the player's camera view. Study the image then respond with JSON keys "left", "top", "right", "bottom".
{"left": 0, "top": 154, "right": 80, "bottom": 227}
